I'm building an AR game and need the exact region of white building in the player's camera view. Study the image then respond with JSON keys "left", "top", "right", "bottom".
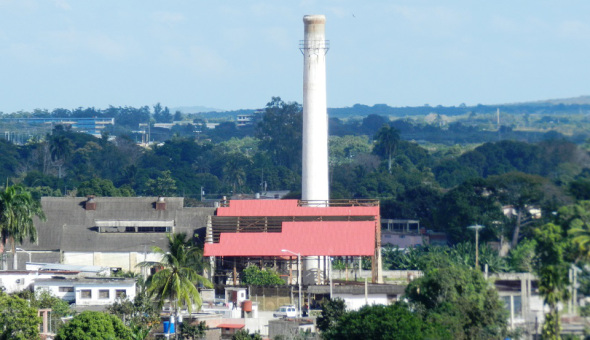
{"left": 34, "top": 277, "right": 136, "bottom": 306}
{"left": 0, "top": 271, "right": 64, "bottom": 294}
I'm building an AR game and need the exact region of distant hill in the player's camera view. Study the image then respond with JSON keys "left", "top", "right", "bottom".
{"left": 170, "top": 106, "right": 223, "bottom": 114}
{"left": 178, "top": 95, "right": 590, "bottom": 121}
{"left": 508, "top": 95, "right": 590, "bottom": 106}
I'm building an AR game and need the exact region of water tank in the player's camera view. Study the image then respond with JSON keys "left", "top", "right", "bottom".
{"left": 242, "top": 300, "right": 253, "bottom": 312}
{"left": 163, "top": 321, "right": 175, "bottom": 334}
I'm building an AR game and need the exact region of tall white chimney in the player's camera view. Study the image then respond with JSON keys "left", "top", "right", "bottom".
{"left": 301, "top": 15, "right": 329, "bottom": 285}
{"left": 301, "top": 15, "right": 329, "bottom": 203}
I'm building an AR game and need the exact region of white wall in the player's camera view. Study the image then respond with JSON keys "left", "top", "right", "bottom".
{"left": 333, "top": 293, "right": 389, "bottom": 311}
{"left": 0, "top": 272, "right": 53, "bottom": 294}
{"left": 74, "top": 284, "right": 136, "bottom": 306}
{"left": 63, "top": 252, "right": 162, "bottom": 273}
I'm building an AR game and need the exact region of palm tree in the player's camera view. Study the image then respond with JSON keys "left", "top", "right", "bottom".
{"left": 138, "top": 233, "right": 212, "bottom": 314}
{"left": 49, "top": 134, "right": 73, "bottom": 179}
{"left": 0, "top": 185, "right": 46, "bottom": 270}
{"left": 373, "top": 125, "right": 400, "bottom": 173}
{"left": 223, "top": 155, "right": 248, "bottom": 194}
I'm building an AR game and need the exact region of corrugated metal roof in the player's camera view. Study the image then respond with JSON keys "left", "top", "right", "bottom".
{"left": 216, "top": 200, "right": 379, "bottom": 217}
{"left": 204, "top": 221, "right": 375, "bottom": 257}
{"left": 24, "top": 197, "right": 215, "bottom": 252}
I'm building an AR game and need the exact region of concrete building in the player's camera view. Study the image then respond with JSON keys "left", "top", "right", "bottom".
{"left": 34, "top": 277, "right": 136, "bottom": 306}
{"left": 204, "top": 199, "right": 381, "bottom": 287}
{"left": 18, "top": 196, "right": 215, "bottom": 273}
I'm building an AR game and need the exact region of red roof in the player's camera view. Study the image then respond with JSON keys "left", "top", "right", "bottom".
{"left": 217, "top": 324, "right": 245, "bottom": 329}
{"left": 204, "top": 221, "right": 375, "bottom": 257}
{"left": 217, "top": 199, "right": 379, "bottom": 217}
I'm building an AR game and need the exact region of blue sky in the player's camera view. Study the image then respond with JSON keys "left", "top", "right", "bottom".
{"left": 1, "top": 1, "right": 589, "bottom": 113}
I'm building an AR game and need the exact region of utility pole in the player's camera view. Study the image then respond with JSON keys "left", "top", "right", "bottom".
{"left": 468, "top": 224, "right": 484, "bottom": 270}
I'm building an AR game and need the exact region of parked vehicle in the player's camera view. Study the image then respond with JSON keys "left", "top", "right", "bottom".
{"left": 273, "top": 305, "right": 297, "bottom": 318}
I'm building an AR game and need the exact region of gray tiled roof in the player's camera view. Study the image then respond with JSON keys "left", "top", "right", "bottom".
{"left": 23, "top": 197, "right": 215, "bottom": 253}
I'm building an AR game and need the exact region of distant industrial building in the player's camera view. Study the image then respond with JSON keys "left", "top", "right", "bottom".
{"left": 0, "top": 117, "right": 114, "bottom": 140}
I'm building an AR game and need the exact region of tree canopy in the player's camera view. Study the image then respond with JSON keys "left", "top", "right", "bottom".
{"left": 55, "top": 311, "right": 133, "bottom": 340}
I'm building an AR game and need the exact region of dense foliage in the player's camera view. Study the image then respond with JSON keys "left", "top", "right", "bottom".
{"left": 55, "top": 311, "right": 133, "bottom": 340}
{"left": 0, "top": 293, "right": 41, "bottom": 340}
{"left": 322, "top": 303, "right": 451, "bottom": 340}
{"left": 240, "top": 265, "right": 285, "bottom": 286}
{"left": 406, "top": 263, "right": 509, "bottom": 339}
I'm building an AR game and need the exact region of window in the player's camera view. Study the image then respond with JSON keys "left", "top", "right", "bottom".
{"left": 95, "top": 220, "right": 174, "bottom": 233}
{"left": 80, "top": 290, "right": 91, "bottom": 299}
{"left": 59, "top": 287, "right": 74, "bottom": 293}
{"left": 99, "top": 290, "right": 110, "bottom": 299}
{"left": 115, "top": 290, "right": 126, "bottom": 299}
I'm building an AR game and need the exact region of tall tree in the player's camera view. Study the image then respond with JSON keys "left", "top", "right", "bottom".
{"left": 486, "top": 172, "right": 548, "bottom": 247}
{"left": 0, "top": 185, "right": 45, "bottom": 270}
{"left": 256, "top": 97, "right": 302, "bottom": 171}
{"left": 534, "top": 223, "right": 571, "bottom": 340}
{"left": 138, "top": 233, "right": 212, "bottom": 314}
{"left": 434, "top": 178, "right": 505, "bottom": 244}
{"left": 373, "top": 125, "right": 400, "bottom": 173}
{"left": 406, "top": 261, "right": 509, "bottom": 339}
{"left": 49, "top": 135, "right": 73, "bottom": 178}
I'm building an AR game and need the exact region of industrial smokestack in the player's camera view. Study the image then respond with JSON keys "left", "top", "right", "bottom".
{"left": 301, "top": 15, "right": 329, "bottom": 203}
{"left": 301, "top": 15, "right": 329, "bottom": 285}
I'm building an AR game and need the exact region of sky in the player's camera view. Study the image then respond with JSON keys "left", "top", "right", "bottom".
{"left": 1, "top": 0, "right": 590, "bottom": 113}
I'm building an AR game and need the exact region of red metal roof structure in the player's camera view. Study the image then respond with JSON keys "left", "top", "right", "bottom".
{"left": 205, "top": 221, "right": 375, "bottom": 256}
{"left": 215, "top": 199, "right": 378, "bottom": 217}
{"left": 204, "top": 199, "right": 379, "bottom": 257}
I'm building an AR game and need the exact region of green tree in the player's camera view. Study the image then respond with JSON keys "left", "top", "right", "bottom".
{"left": 534, "top": 223, "right": 571, "bottom": 340}
{"left": 486, "top": 172, "right": 548, "bottom": 247}
{"left": 316, "top": 298, "right": 346, "bottom": 333}
{"left": 434, "top": 178, "right": 505, "bottom": 244}
{"left": 0, "top": 184, "right": 46, "bottom": 270}
{"left": 55, "top": 311, "right": 133, "bottom": 340}
{"left": 507, "top": 238, "right": 537, "bottom": 272}
{"left": 322, "top": 303, "right": 450, "bottom": 340}
{"left": 406, "top": 262, "right": 509, "bottom": 339}
{"left": 144, "top": 170, "right": 177, "bottom": 196}
{"left": 0, "top": 293, "right": 41, "bottom": 340}
{"left": 138, "top": 233, "right": 213, "bottom": 313}
{"left": 77, "top": 178, "right": 135, "bottom": 197}
{"left": 223, "top": 153, "right": 251, "bottom": 194}
{"left": 21, "top": 289, "right": 73, "bottom": 333}
{"left": 373, "top": 125, "right": 400, "bottom": 173}
{"left": 256, "top": 97, "right": 302, "bottom": 171}
{"left": 180, "top": 321, "right": 207, "bottom": 340}
{"left": 49, "top": 134, "right": 73, "bottom": 178}
{"left": 562, "top": 201, "right": 590, "bottom": 260}
{"left": 232, "top": 329, "right": 263, "bottom": 340}
{"left": 240, "top": 265, "right": 285, "bottom": 286}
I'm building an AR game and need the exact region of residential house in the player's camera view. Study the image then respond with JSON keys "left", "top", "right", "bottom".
{"left": 34, "top": 277, "right": 136, "bottom": 306}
